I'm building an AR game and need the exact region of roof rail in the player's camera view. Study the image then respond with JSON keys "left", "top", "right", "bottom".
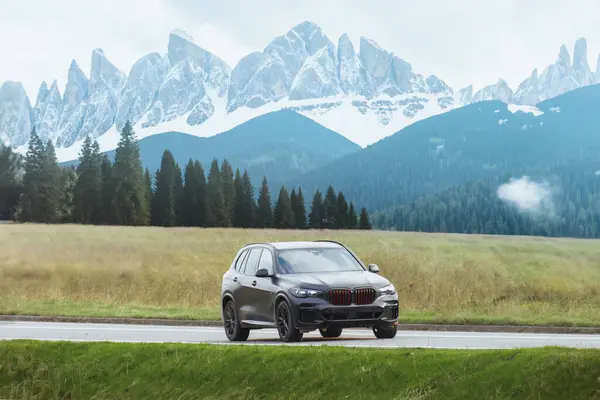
{"left": 313, "top": 239, "right": 346, "bottom": 247}
{"left": 243, "top": 242, "right": 275, "bottom": 248}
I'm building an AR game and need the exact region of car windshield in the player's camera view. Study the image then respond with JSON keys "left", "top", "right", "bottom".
{"left": 276, "top": 248, "right": 364, "bottom": 274}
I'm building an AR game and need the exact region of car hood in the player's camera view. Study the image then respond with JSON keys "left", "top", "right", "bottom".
{"left": 277, "top": 270, "right": 391, "bottom": 290}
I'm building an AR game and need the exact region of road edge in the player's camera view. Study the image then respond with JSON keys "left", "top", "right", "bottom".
{"left": 2, "top": 315, "right": 600, "bottom": 334}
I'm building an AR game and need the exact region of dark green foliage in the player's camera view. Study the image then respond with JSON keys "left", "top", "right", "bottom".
{"left": 359, "top": 207, "right": 372, "bottom": 230}
{"left": 220, "top": 159, "right": 235, "bottom": 226}
{"left": 322, "top": 185, "right": 338, "bottom": 228}
{"left": 151, "top": 150, "right": 179, "bottom": 227}
{"left": 232, "top": 169, "right": 244, "bottom": 227}
{"left": 174, "top": 163, "right": 184, "bottom": 226}
{"left": 206, "top": 159, "right": 228, "bottom": 227}
{"left": 290, "top": 188, "right": 306, "bottom": 229}
{"left": 100, "top": 155, "right": 114, "bottom": 225}
{"left": 347, "top": 203, "right": 358, "bottom": 229}
{"left": 256, "top": 176, "right": 272, "bottom": 228}
{"left": 73, "top": 136, "right": 103, "bottom": 224}
{"left": 308, "top": 190, "right": 324, "bottom": 229}
{"left": 111, "top": 121, "right": 148, "bottom": 226}
{"left": 58, "top": 166, "right": 77, "bottom": 223}
{"left": 0, "top": 144, "right": 22, "bottom": 220}
{"left": 144, "top": 168, "right": 153, "bottom": 212}
{"left": 237, "top": 170, "right": 255, "bottom": 228}
{"left": 373, "top": 159, "right": 600, "bottom": 238}
{"left": 193, "top": 161, "right": 207, "bottom": 227}
{"left": 18, "top": 132, "right": 63, "bottom": 223}
{"left": 182, "top": 160, "right": 201, "bottom": 227}
{"left": 336, "top": 191, "right": 349, "bottom": 229}
{"left": 273, "top": 185, "right": 294, "bottom": 228}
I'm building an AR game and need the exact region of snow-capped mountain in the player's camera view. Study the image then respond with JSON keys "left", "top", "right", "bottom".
{"left": 1, "top": 22, "right": 599, "bottom": 161}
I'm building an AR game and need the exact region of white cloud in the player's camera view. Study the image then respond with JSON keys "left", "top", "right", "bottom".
{"left": 497, "top": 176, "right": 555, "bottom": 216}
{"left": 2, "top": 0, "right": 600, "bottom": 99}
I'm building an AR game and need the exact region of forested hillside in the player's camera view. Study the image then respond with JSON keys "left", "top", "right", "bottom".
{"left": 373, "top": 157, "right": 600, "bottom": 238}
{"left": 292, "top": 84, "right": 600, "bottom": 212}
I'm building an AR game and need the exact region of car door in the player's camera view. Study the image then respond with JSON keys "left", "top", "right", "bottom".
{"left": 226, "top": 249, "right": 249, "bottom": 308}
{"left": 248, "top": 248, "right": 278, "bottom": 324}
{"left": 236, "top": 247, "right": 263, "bottom": 322}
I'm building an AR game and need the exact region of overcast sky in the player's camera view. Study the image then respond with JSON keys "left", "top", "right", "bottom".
{"left": 2, "top": 0, "right": 600, "bottom": 98}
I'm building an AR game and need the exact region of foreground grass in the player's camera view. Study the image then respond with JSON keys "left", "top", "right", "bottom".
{"left": 1, "top": 341, "right": 600, "bottom": 399}
{"left": 1, "top": 224, "right": 600, "bottom": 326}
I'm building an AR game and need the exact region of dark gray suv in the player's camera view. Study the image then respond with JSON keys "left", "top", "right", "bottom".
{"left": 220, "top": 240, "right": 399, "bottom": 342}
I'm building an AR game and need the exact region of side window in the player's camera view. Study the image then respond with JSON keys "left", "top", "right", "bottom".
{"left": 234, "top": 250, "right": 248, "bottom": 271}
{"left": 242, "top": 248, "right": 263, "bottom": 275}
{"left": 258, "top": 249, "right": 274, "bottom": 274}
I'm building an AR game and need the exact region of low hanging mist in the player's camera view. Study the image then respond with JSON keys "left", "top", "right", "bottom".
{"left": 496, "top": 176, "right": 556, "bottom": 217}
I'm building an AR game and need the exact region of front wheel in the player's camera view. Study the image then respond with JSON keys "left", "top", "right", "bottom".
{"left": 223, "top": 300, "right": 250, "bottom": 342}
{"left": 373, "top": 324, "right": 397, "bottom": 339}
{"left": 276, "top": 301, "right": 303, "bottom": 342}
{"left": 319, "top": 327, "right": 343, "bottom": 338}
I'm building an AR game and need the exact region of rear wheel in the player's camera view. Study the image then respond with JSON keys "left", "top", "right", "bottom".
{"left": 319, "top": 327, "right": 343, "bottom": 338}
{"left": 223, "top": 300, "right": 250, "bottom": 342}
{"left": 276, "top": 301, "right": 303, "bottom": 342}
{"left": 373, "top": 324, "right": 397, "bottom": 339}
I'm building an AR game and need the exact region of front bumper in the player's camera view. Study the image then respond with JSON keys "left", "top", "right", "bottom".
{"left": 290, "top": 295, "right": 399, "bottom": 329}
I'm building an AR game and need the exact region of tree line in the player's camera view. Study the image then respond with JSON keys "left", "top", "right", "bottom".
{"left": 0, "top": 122, "right": 372, "bottom": 230}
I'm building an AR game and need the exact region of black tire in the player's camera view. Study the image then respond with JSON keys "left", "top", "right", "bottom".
{"left": 223, "top": 300, "right": 250, "bottom": 342}
{"left": 319, "top": 327, "right": 343, "bottom": 338}
{"left": 276, "top": 301, "right": 303, "bottom": 342}
{"left": 373, "top": 324, "right": 397, "bottom": 339}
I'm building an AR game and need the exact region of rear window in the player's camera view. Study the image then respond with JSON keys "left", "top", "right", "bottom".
{"left": 234, "top": 250, "right": 248, "bottom": 271}
{"left": 276, "top": 248, "right": 364, "bottom": 274}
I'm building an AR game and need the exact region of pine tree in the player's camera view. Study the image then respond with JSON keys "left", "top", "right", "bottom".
{"left": 111, "top": 121, "right": 148, "bottom": 226}
{"left": 240, "top": 170, "right": 255, "bottom": 228}
{"left": 309, "top": 189, "right": 324, "bottom": 229}
{"left": 220, "top": 159, "right": 235, "bottom": 226}
{"left": 193, "top": 160, "right": 207, "bottom": 227}
{"left": 0, "top": 144, "right": 22, "bottom": 220}
{"left": 174, "top": 163, "right": 184, "bottom": 226}
{"left": 256, "top": 176, "right": 272, "bottom": 228}
{"left": 206, "top": 159, "right": 228, "bottom": 227}
{"left": 73, "top": 136, "right": 103, "bottom": 224}
{"left": 100, "top": 155, "right": 114, "bottom": 225}
{"left": 144, "top": 168, "right": 153, "bottom": 213}
{"left": 323, "top": 185, "right": 338, "bottom": 228}
{"left": 291, "top": 187, "right": 307, "bottom": 229}
{"left": 336, "top": 191, "right": 349, "bottom": 229}
{"left": 273, "top": 185, "right": 295, "bottom": 228}
{"left": 18, "top": 129, "right": 45, "bottom": 222}
{"left": 347, "top": 202, "right": 358, "bottom": 229}
{"left": 151, "top": 150, "right": 178, "bottom": 227}
{"left": 232, "top": 169, "right": 244, "bottom": 227}
{"left": 183, "top": 160, "right": 198, "bottom": 227}
{"left": 359, "top": 207, "right": 372, "bottom": 230}
{"left": 19, "top": 132, "right": 63, "bottom": 223}
{"left": 59, "top": 166, "right": 77, "bottom": 223}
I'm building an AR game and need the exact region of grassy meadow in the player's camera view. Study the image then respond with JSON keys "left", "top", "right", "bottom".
{"left": 1, "top": 224, "right": 600, "bottom": 326}
{"left": 2, "top": 341, "right": 600, "bottom": 399}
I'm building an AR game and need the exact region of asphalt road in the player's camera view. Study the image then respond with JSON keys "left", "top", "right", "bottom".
{"left": 2, "top": 321, "right": 600, "bottom": 349}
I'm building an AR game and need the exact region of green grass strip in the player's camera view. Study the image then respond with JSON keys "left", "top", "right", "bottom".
{"left": 2, "top": 341, "right": 600, "bottom": 399}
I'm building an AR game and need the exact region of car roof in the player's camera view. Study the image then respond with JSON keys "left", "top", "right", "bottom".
{"left": 243, "top": 241, "right": 344, "bottom": 250}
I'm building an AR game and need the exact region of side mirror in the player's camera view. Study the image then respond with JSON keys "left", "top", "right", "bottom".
{"left": 368, "top": 264, "right": 380, "bottom": 273}
{"left": 255, "top": 268, "right": 271, "bottom": 278}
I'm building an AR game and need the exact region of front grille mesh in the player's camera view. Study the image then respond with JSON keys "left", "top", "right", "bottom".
{"left": 354, "top": 288, "right": 376, "bottom": 305}
{"left": 328, "top": 289, "right": 352, "bottom": 306}
{"left": 327, "top": 288, "right": 376, "bottom": 305}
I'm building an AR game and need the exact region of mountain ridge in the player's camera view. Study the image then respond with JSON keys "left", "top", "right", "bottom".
{"left": 1, "top": 22, "right": 599, "bottom": 160}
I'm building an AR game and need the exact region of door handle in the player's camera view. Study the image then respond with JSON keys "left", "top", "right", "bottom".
{"left": 233, "top": 277, "right": 238, "bottom": 282}
{"left": 252, "top": 280, "right": 257, "bottom": 286}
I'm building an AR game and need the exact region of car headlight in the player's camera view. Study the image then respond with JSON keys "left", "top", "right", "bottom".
{"left": 378, "top": 284, "right": 396, "bottom": 296}
{"left": 290, "top": 287, "right": 322, "bottom": 298}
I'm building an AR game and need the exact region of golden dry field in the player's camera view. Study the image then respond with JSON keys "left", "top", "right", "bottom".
{"left": 2, "top": 224, "right": 600, "bottom": 326}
